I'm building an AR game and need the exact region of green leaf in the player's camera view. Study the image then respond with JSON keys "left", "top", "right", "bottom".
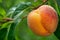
{"left": 6, "top": 2, "right": 32, "bottom": 40}
{"left": 56, "top": 0, "right": 60, "bottom": 6}
{"left": 0, "top": 28, "right": 7, "bottom": 40}
{"left": 1, "top": 0, "right": 31, "bottom": 11}
{"left": 0, "top": 6, "right": 6, "bottom": 17}
{"left": 0, "top": 0, "right": 2, "bottom": 3}
{"left": 54, "top": 16, "right": 60, "bottom": 39}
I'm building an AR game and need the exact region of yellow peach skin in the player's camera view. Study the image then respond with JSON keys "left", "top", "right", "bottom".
{"left": 27, "top": 5, "right": 58, "bottom": 36}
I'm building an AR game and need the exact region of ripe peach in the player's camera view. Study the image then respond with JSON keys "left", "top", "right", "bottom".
{"left": 27, "top": 5, "right": 58, "bottom": 36}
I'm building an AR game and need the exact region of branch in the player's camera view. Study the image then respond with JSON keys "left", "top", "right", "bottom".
{"left": 0, "top": 18, "right": 13, "bottom": 24}
{"left": 34, "top": 0, "right": 48, "bottom": 10}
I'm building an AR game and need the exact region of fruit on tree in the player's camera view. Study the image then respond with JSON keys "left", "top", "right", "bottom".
{"left": 27, "top": 5, "right": 58, "bottom": 36}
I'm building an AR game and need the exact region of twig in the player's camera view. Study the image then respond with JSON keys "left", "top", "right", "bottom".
{"left": 34, "top": 0, "right": 48, "bottom": 10}
{"left": 21, "top": 15, "right": 27, "bottom": 21}
{"left": 3, "top": 18, "right": 13, "bottom": 21}
{"left": 0, "top": 18, "right": 13, "bottom": 24}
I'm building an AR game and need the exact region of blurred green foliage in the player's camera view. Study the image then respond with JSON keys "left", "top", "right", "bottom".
{"left": 0, "top": 0, "right": 60, "bottom": 40}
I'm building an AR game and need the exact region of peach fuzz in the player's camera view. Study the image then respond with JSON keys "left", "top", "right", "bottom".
{"left": 27, "top": 5, "right": 58, "bottom": 36}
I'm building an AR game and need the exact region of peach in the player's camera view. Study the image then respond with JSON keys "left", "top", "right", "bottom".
{"left": 27, "top": 5, "right": 58, "bottom": 36}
